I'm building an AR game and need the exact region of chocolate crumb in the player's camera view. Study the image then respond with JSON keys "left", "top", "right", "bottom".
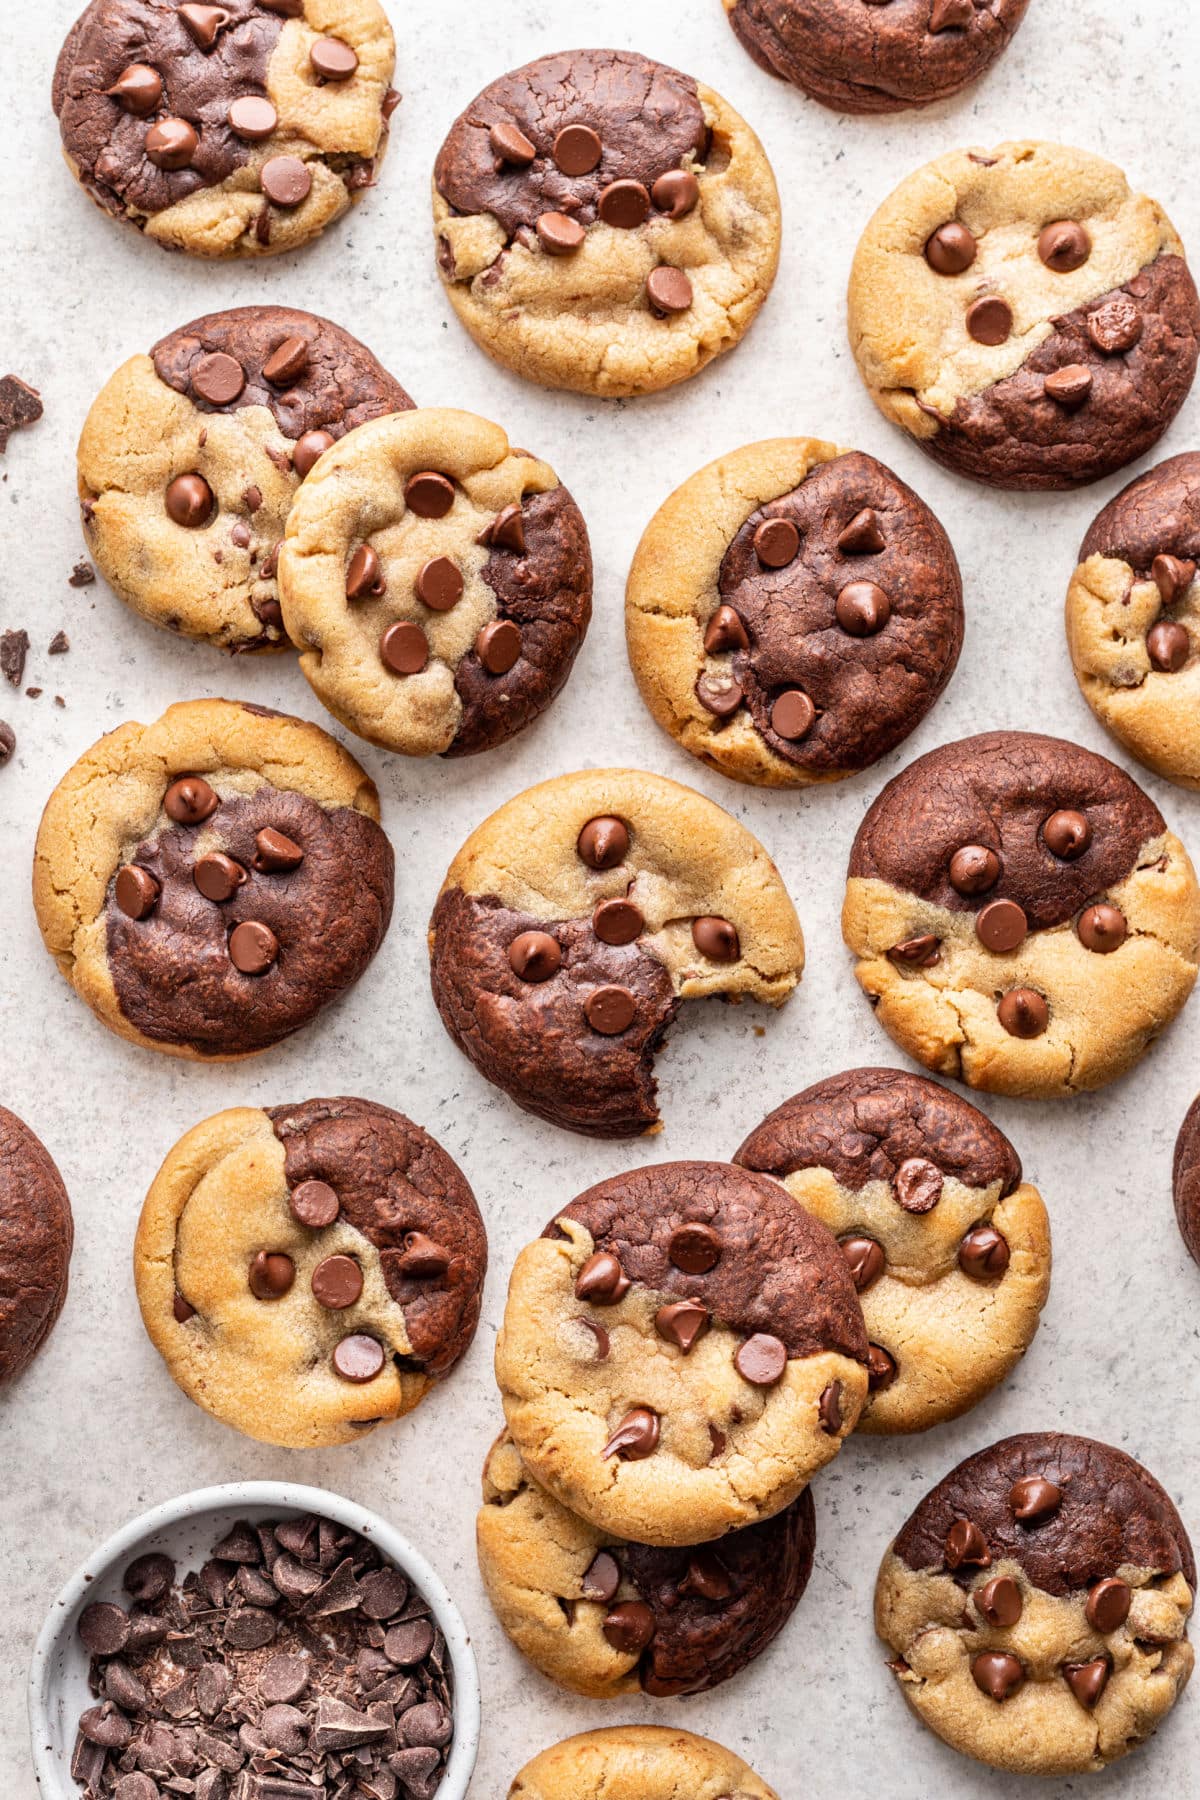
{"left": 49, "top": 631, "right": 69, "bottom": 655}
{"left": 68, "top": 561, "right": 96, "bottom": 588}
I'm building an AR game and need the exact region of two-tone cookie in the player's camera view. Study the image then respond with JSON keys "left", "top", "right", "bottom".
{"left": 509, "top": 1726, "right": 780, "bottom": 1800}
{"left": 432, "top": 48, "right": 780, "bottom": 397}
{"left": 428, "top": 769, "right": 804, "bottom": 1137}
{"left": 495, "top": 1162, "right": 868, "bottom": 1548}
{"left": 278, "top": 408, "right": 592, "bottom": 757}
{"left": 876, "top": 1432, "right": 1195, "bottom": 1775}
{"left": 135, "top": 1097, "right": 486, "bottom": 1447}
{"left": 848, "top": 142, "right": 1200, "bottom": 488}
{"left": 842, "top": 731, "right": 1200, "bottom": 1097}
{"left": 724, "top": 0, "right": 1030, "bottom": 114}
{"left": 735, "top": 1069, "right": 1051, "bottom": 1431}
{"left": 79, "top": 306, "right": 413, "bottom": 651}
{"left": 0, "top": 1109, "right": 73, "bottom": 1388}
{"left": 625, "top": 438, "right": 962, "bottom": 785}
{"left": 478, "top": 1428, "right": 815, "bottom": 1698}
{"left": 1066, "top": 453, "right": 1200, "bottom": 789}
{"left": 53, "top": 0, "right": 397, "bottom": 257}
{"left": 34, "top": 699, "right": 393, "bottom": 1059}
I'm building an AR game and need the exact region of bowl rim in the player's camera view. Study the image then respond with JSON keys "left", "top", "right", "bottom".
{"left": 28, "top": 1477, "right": 481, "bottom": 1799}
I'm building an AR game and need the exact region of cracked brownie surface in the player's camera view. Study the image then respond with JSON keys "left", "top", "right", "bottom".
{"left": 0, "top": 1109, "right": 73, "bottom": 1388}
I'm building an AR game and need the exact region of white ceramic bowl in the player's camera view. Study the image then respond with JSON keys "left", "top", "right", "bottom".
{"left": 29, "top": 1479, "right": 480, "bottom": 1799}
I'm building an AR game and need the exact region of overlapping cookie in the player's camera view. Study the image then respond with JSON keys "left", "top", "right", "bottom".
{"left": 79, "top": 306, "right": 413, "bottom": 651}
{"left": 876, "top": 1432, "right": 1196, "bottom": 1775}
{"left": 428, "top": 769, "right": 804, "bottom": 1137}
{"left": 53, "top": 0, "right": 398, "bottom": 257}
{"left": 736, "top": 1069, "right": 1051, "bottom": 1431}
{"left": 0, "top": 1109, "right": 73, "bottom": 1388}
{"left": 626, "top": 438, "right": 962, "bottom": 785}
{"left": 34, "top": 699, "right": 393, "bottom": 1059}
{"left": 135, "top": 1097, "right": 486, "bottom": 1447}
{"left": 508, "top": 1725, "right": 780, "bottom": 1799}
{"left": 849, "top": 142, "right": 1200, "bottom": 488}
{"left": 842, "top": 731, "right": 1200, "bottom": 1097}
{"left": 432, "top": 48, "right": 780, "bottom": 397}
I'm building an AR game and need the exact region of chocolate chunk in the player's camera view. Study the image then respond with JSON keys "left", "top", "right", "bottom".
{"left": 310, "top": 1253, "right": 363, "bottom": 1310}
{"left": 79, "top": 1601, "right": 131, "bottom": 1656}
{"left": 836, "top": 580, "right": 890, "bottom": 636}
{"left": 949, "top": 844, "right": 1000, "bottom": 894}
{"left": 223, "top": 1605, "right": 277, "bottom": 1649}
{"left": 592, "top": 898, "right": 643, "bottom": 945}
{"left": 259, "top": 1652, "right": 310, "bottom": 1705}
{"left": 49, "top": 631, "right": 70, "bottom": 655}
{"left": 1042, "top": 808, "right": 1092, "bottom": 859}
{"left": 292, "top": 429, "right": 334, "bottom": 476}
{"left": 1065, "top": 1657, "right": 1110, "bottom": 1708}
{"left": 115, "top": 865, "right": 160, "bottom": 921}
{"left": 311, "top": 1696, "right": 389, "bottom": 1750}
{"left": 347, "top": 544, "right": 384, "bottom": 599}
{"left": 0, "top": 375, "right": 42, "bottom": 453}
{"left": 490, "top": 121, "right": 536, "bottom": 167}
{"left": 867, "top": 1343, "right": 898, "bottom": 1390}
{"left": 581, "top": 1551, "right": 620, "bottom": 1603}
{"left": 69, "top": 560, "right": 96, "bottom": 587}
{"left": 165, "top": 473, "right": 213, "bottom": 527}
{"left": 1, "top": 629, "right": 29, "bottom": 687}
{"left": 668, "top": 1222, "right": 722, "bottom": 1272}
{"left": 229, "top": 94, "right": 278, "bottom": 141}
{"left": 771, "top": 689, "right": 815, "bottom": 740}
{"left": 1044, "top": 363, "right": 1093, "bottom": 409}
{"left": 602, "top": 1406, "right": 660, "bottom": 1460}
{"left": 192, "top": 352, "right": 244, "bottom": 406}
{"left": 360, "top": 1567, "right": 409, "bottom": 1620}
{"left": 888, "top": 933, "right": 941, "bottom": 967}
{"left": 1148, "top": 619, "right": 1190, "bottom": 671}
{"left": 106, "top": 64, "right": 162, "bottom": 115}
{"left": 475, "top": 619, "right": 522, "bottom": 673}
{"left": 395, "top": 1231, "right": 452, "bottom": 1278}
{"left": 124, "top": 1553, "right": 174, "bottom": 1604}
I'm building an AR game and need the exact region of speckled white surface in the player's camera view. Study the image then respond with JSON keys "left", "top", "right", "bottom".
{"left": 3, "top": 2, "right": 1198, "bottom": 1795}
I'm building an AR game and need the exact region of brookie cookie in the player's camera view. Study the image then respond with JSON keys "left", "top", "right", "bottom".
{"left": 135, "top": 1097, "right": 486, "bottom": 1448}
{"left": 0, "top": 1109, "right": 73, "bottom": 1387}
{"left": 34, "top": 698, "right": 393, "bottom": 1059}
{"left": 842, "top": 731, "right": 1200, "bottom": 1097}
{"left": 1067, "top": 453, "right": 1200, "bottom": 789}
{"left": 508, "top": 1725, "right": 780, "bottom": 1799}
{"left": 53, "top": 0, "right": 397, "bottom": 257}
{"left": 848, "top": 142, "right": 1200, "bottom": 489}
{"left": 478, "top": 1428, "right": 815, "bottom": 1697}
{"left": 626, "top": 438, "right": 963, "bottom": 785}
{"left": 79, "top": 306, "right": 413, "bottom": 651}
{"left": 876, "top": 1432, "right": 1196, "bottom": 1775}
{"left": 735, "top": 1069, "right": 1050, "bottom": 1432}
{"left": 432, "top": 48, "right": 780, "bottom": 397}
{"left": 279, "top": 408, "right": 592, "bottom": 756}
{"left": 428, "top": 769, "right": 805, "bottom": 1137}
{"left": 495, "top": 1162, "right": 868, "bottom": 1548}
{"left": 1172, "top": 1093, "right": 1200, "bottom": 1270}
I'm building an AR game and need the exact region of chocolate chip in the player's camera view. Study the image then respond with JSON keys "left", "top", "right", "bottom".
{"left": 1042, "top": 808, "right": 1091, "bottom": 858}
{"left": 602, "top": 1599, "right": 655, "bottom": 1655}
{"left": 508, "top": 929, "right": 561, "bottom": 982}
{"left": 949, "top": 843, "right": 999, "bottom": 894}
{"left": 1087, "top": 295, "right": 1142, "bottom": 354}
{"left": 292, "top": 429, "right": 334, "bottom": 476}
{"left": 976, "top": 897, "right": 1028, "bottom": 953}
{"left": 115, "top": 864, "right": 159, "bottom": 920}
{"left": 79, "top": 1602, "right": 131, "bottom": 1656}
{"left": 229, "top": 94, "right": 278, "bottom": 141}
{"left": 165, "top": 473, "right": 213, "bottom": 527}
{"left": 580, "top": 1318, "right": 610, "bottom": 1359}
{"left": 536, "top": 211, "right": 585, "bottom": 255}
{"left": 888, "top": 934, "right": 940, "bottom": 967}
{"left": 228, "top": 920, "right": 279, "bottom": 974}
{"left": 691, "top": 915, "right": 740, "bottom": 961}
{"left": 192, "top": 352, "right": 244, "bottom": 406}
{"left": 867, "top": 1343, "right": 897, "bottom": 1390}
{"left": 958, "top": 1225, "right": 1010, "bottom": 1281}
{"left": 1038, "top": 220, "right": 1091, "bottom": 273}
{"left": 1009, "top": 1475, "right": 1062, "bottom": 1522}
{"left": 381, "top": 621, "right": 429, "bottom": 675}
{"left": 704, "top": 603, "right": 750, "bottom": 653}
{"left": 145, "top": 118, "right": 198, "bottom": 170}
{"left": 1064, "top": 1657, "right": 1110, "bottom": 1709}
{"left": 259, "top": 1653, "right": 310, "bottom": 1705}
{"left": 417, "top": 556, "right": 463, "bottom": 611}
{"left": 818, "top": 1380, "right": 844, "bottom": 1435}
{"left": 974, "top": 1574, "right": 1023, "bottom": 1628}
{"left": 553, "top": 124, "right": 602, "bottom": 175}
{"left": 754, "top": 517, "right": 800, "bottom": 568}
{"left": 652, "top": 168, "right": 700, "bottom": 218}
{"left": 360, "top": 1568, "right": 409, "bottom": 1620}
{"left": 891, "top": 1157, "right": 943, "bottom": 1214}
{"left": 180, "top": 3, "right": 230, "bottom": 49}
{"left": 263, "top": 336, "right": 309, "bottom": 385}
{"left": 575, "top": 1251, "right": 631, "bottom": 1304}
{"left": 261, "top": 156, "right": 312, "bottom": 207}
{"left": 476, "top": 619, "right": 522, "bottom": 673}
{"left": 925, "top": 221, "right": 977, "bottom": 274}
{"left": 599, "top": 179, "right": 650, "bottom": 229}
{"left": 224, "top": 1606, "right": 277, "bottom": 1649}
{"left": 655, "top": 1298, "right": 710, "bottom": 1352}
{"left": 584, "top": 986, "right": 636, "bottom": 1034}
{"left": 400, "top": 1698, "right": 453, "bottom": 1749}
{"left": 593, "top": 898, "right": 643, "bottom": 945}
{"left": 577, "top": 816, "right": 628, "bottom": 868}
{"left": 106, "top": 64, "right": 162, "bottom": 114}
{"left": 404, "top": 471, "right": 455, "bottom": 517}
{"left": 1086, "top": 1577, "right": 1132, "bottom": 1632}
{"left": 944, "top": 1519, "right": 990, "bottom": 1570}
{"left": 194, "top": 852, "right": 247, "bottom": 903}
{"left": 1078, "top": 902, "right": 1127, "bottom": 953}
{"left": 311, "top": 1254, "right": 363, "bottom": 1310}
{"left": 647, "top": 266, "right": 693, "bottom": 315}
{"left": 124, "top": 1553, "right": 174, "bottom": 1603}
{"left": 966, "top": 296, "right": 1013, "bottom": 345}
{"left": 581, "top": 1552, "right": 620, "bottom": 1603}
{"left": 734, "top": 1332, "right": 787, "bottom": 1386}
{"left": 333, "top": 1334, "right": 385, "bottom": 1382}
{"left": 696, "top": 675, "right": 743, "bottom": 718}
{"left": 1044, "top": 364, "right": 1093, "bottom": 409}
{"left": 1153, "top": 553, "right": 1196, "bottom": 604}
{"left": 836, "top": 581, "right": 890, "bottom": 636}
{"left": 289, "top": 1179, "right": 339, "bottom": 1228}
{"left": 972, "top": 1650, "right": 1024, "bottom": 1702}
{"left": 771, "top": 689, "right": 814, "bottom": 740}
{"left": 384, "top": 1619, "right": 435, "bottom": 1665}
{"left": 310, "top": 35, "right": 358, "bottom": 79}
{"left": 480, "top": 502, "right": 526, "bottom": 552}
{"left": 667, "top": 1222, "right": 721, "bottom": 1273}
{"left": 840, "top": 1235, "right": 885, "bottom": 1292}
{"left": 998, "top": 988, "right": 1048, "bottom": 1038}
{"left": 490, "top": 121, "right": 536, "bottom": 166}
{"left": 79, "top": 1704, "right": 131, "bottom": 1749}
{"left": 346, "top": 544, "right": 384, "bottom": 599}
{"left": 254, "top": 827, "right": 304, "bottom": 872}
{"left": 249, "top": 1251, "right": 295, "bottom": 1299}
{"left": 837, "top": 507, "right": 887, "bottom": 555}
{"left": 602, "top": 1407, "right": 660, "bottom": 1459}
{"left": 1148, "top": 619, "right": 1190, "bottom": 671}
{"left": 395, "top": 1232, "right": 451, "bottom": 1278}
{"left": 164, "top": 775, "right": 218, "bottom": 823}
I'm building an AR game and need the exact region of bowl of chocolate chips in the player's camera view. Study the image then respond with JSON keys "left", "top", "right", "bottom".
{"left": 29, "top": 1481, "right": 480, "bottom": 1800}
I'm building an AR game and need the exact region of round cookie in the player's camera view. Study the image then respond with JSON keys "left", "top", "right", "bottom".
{"left": 876, "top": 1432, "right": 1196, "bottom": 1775}
{"left": 1067, "top": 454, "right": 1200, "bottom": 789}
{"left": 478, "top": 1428, "right": 815, "bottom": 1697}
{"left": 432, "top": 48, "right": 780, "bottom": 398}
{"left": 135, "top": 1097, "right": 486, "bottom": 1448}
{"left": 428, "top": 769, "right": 805, "bottom": 1138}
{"left": 508, "top": 1725, "right": 780, "bottom": 1800}
{"left": 79, "top": 306, "right": 413, "bottom": 652}
{"left": 53, "top": 0, "right": 397, "bottom": 258}
{"left": 279, "top": 408, "right": 592, "bottom": 757}
{"left": 724, "top": 0, "right": 1030, "bottom": 114}
{"left": 626, "top": 438, "right": 963, "bottom": 785}
{"left": 848, "top": 142, "right": 1200, "bottom": 490}
{"left": 842, "top": 731, "right": 1200, "bottom": 1098}
{"left": 1172, "top": 1093, "right": 1200, "bottom": 1269}
{"left": 34, "top": 698, "right": 393, "bottom": 1060}
{"left": 0, "top": 1109, "right": 73, "bottom": 1387}
{"left": 495, "top": 1162, "right": 868, "bottom": 1548}
{"left": 735, "top": 1069, "right": 1050, "bottom": 1431}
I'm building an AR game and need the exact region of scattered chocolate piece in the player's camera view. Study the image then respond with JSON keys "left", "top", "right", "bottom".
{"left": 0, "top": 722, "right": 14, "bottom": 767}
{"left": 0, "top": 374, "right": 42, "bottom": 453}
{"left": 48, "top": 631, "right": 70, "bottom": 655}
{"left": 1, "top": 628, "right": 29, "bottom": 687}
{"left": 68, "top": 560, "right": 96, "bottom": 587}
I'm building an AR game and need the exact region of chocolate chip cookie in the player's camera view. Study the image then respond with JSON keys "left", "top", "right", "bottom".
{"left": 34, "top": 698, "right": 393, "bottom": 1059}
{"left": 495, "top": 1162, "right": 868, "bottom": 1548}
{"left": 53, "top": 0, "right": 398, "bottom": 257}
{"left": 626, "top": 438, "right": 963, "bottom": 785}
{"left": 432, "top": 48, "right": 780, "bottom": 397}
{"left": 1067, "top": 454, "right": 1200, "bottom": 789}
{"left": 279, "top": 408, "right": 592, "bottom": 756}
{"left": 848, "top": 142, "right": 1200, "bottom": 489}
{"left": 508, "top": 1725, "right": 780, "bottom": 1799}
{"left": 725, "top": 0, "right": 1029, "bottom": 113}
{"left": 135, "top": 1097, "right": 486, "bottom": 1448}
{"left": 876, "top": 1432, "right": 1196, "bottom": 1775}
{"left": 736, "top": 1069, "right": 1050, "bottom": 1431}
{"left": 428, "top": 769, "right": 805, "bottom": 1137}
{"left": 478, "top": 1428, "right": 815, "bottom": 1698}
{"left": 79, "top": 306, "right": 413, "bottom": 652}
{"left": 842, "top": 731, "right": 1200, "bottom": 1097}
{"left": 0, "top": 1109, "right": 73, "bottom": 1387}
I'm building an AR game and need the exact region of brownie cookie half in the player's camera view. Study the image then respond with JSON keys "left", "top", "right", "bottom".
{"left": 478, "top": 1428, "right": 815, "bottom": 1698}
{"left": 0, "top": 1109, "right": 73, "bottom": 1387}
{"left": 79, "top": 306, "right": 413, "bottom": 651}
{"left": 432, "top": 48, "right": 780, "bottom": 397}
{"left": 876, "top": 1432, "right": 1195, "bottom": 1774}
{"left": 626, "top": 438, "right": 962, "bottom": 785}
{"left": 135, "top": 1098, "right": 486, "bottom": 1448}
{"left": 849, "top": 142, "right": 1200, "bottom": 489}
{"left": 279, "top": 408, "right": 592, "bottom": 756}
{"left": 843, "top": 731, "right": 1200, "bottom": 1097}
{"left": 736, "top": 1069, "right": 1050, "bottom": 1431}
{"left": 34, "top": 698, "right": 393, "bottom": 1059}
{"left": 428, "top": 769, "right": 804, "bottom": 1137}
{"left": 495, "top": 1162, "right": 868, "bottom": 1548}
{"left": 725, "top": 0, "right": 1029, "bottom": 113}
{"left": 53, "top": 0, "right": 398, "bottom": 257}
{"left": 1172, "top": 1093, "right": 1200, "bottom": 1270}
